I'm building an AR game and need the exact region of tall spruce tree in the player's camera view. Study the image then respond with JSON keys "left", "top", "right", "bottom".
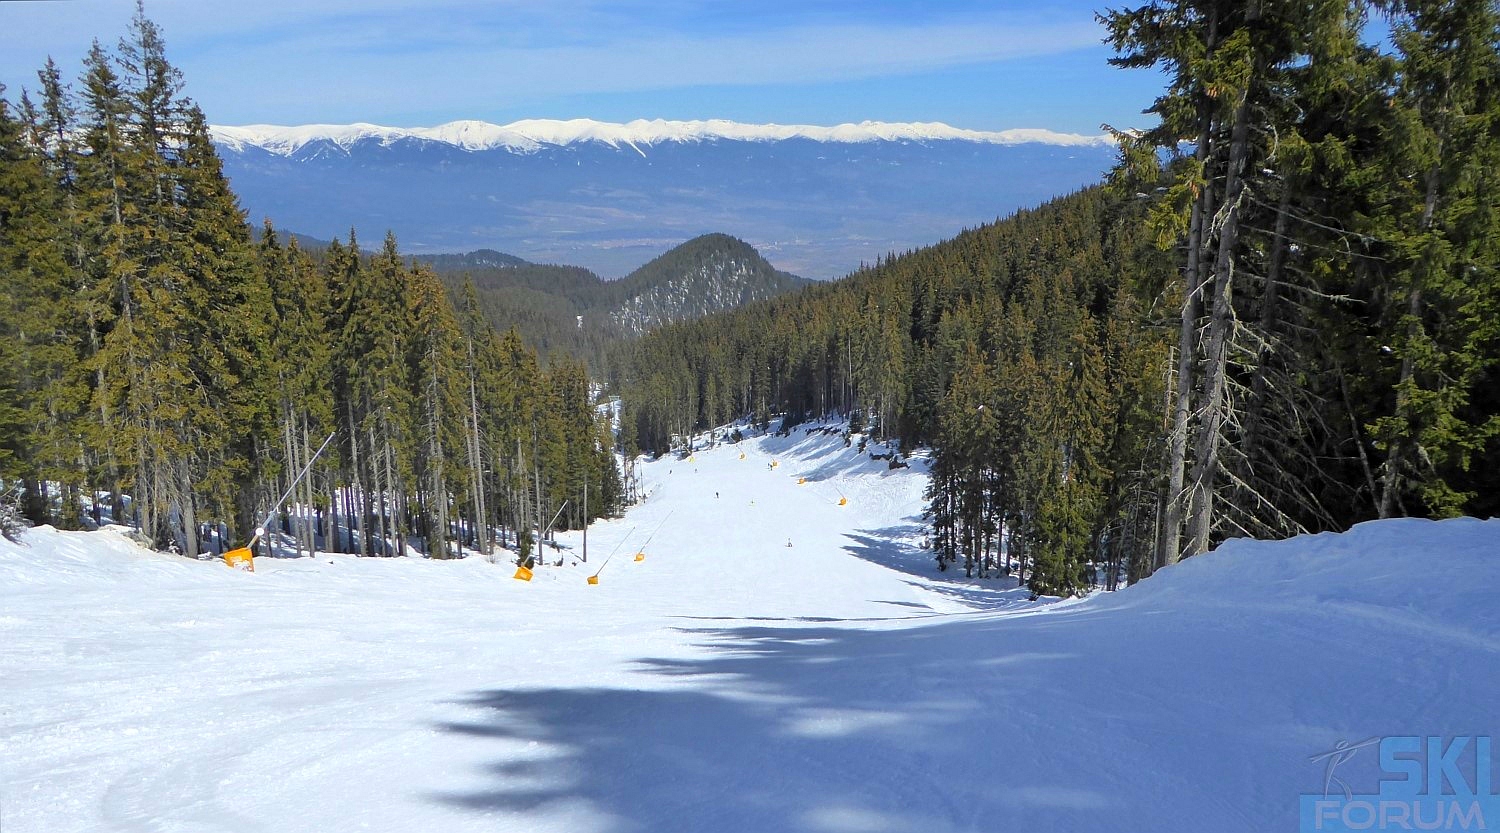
{"left": 1365, "top": 0, "right": 1500, "bottom": 517}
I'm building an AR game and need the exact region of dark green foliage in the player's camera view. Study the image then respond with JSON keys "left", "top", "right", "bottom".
{"left": 608, "top": 233, "right": 810, "bottom": 311}
{"left": 425, "top": 234, "right": 811, "bottom": 369}
{"left": 619, "top": 188, "right": 1166, "bottom": 594}
{"left": 1356, "top": 0, "right": 1500, "bottom": 518}
{"left": 619, "top": 0, "right": 1500, "bottom": 593}
{"left": 5, "top": 1, "right": 1494, "bottom": 595}
{"left": 1102, "top": 0, "right": 1500, "bottom": 568}
{"left": 0, "top": 85, "right": 84, "bottom": 519}
{"left": 0, "top": 12, "right": 622, "bottom": 561}
{"left": 414, "top": 249, "right": 529, "bottom": 270}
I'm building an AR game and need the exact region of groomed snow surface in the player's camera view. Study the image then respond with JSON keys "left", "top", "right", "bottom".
{"left": 3, "top": 421, "right": 1496, "bottom": 832}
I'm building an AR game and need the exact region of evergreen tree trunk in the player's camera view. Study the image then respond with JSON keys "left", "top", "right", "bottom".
{"left": 302, "top": 418, "right": 318, "bottom": 554}
{"left": 1186, "top": 80, "right": 1255, "bottom": 558}
{"left": 1157, "top": 122, "right": 1215, "bottom": 570}
{"left": 369, "top": 418, "right": 386, "bottom": 556}
{"left": 427, "top": 354, "right": 447, "bottom": 558}
{"left": 1378, "top": 164, "right": 1439, "bottom": 519}
{"left": 1242, "top": 181, "right": 1294, "bottom": 466}
{"left": 466, "top": 343, "right": 489, "bottom": 554}
{"left": 1378, "top": 285, "right": 1423, "bottom": 519}
{"left": 382, "top": 422, "right": 400, "bottom": 556}
{"left": 178, "top": 455, "right": 198, "bottom": 559}
{"left": 346, "top": 399, "right": 366, "bottom": 555}
{"left": 282, "top": 405, "right": 303, "bottom": 558}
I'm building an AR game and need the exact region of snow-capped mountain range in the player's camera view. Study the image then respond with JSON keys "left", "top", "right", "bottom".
{"left": 210, "top": 118, "right": 1114, "bottom": 156}
{"left": 210, "top": 118, "right": 1120, "bottom": 279}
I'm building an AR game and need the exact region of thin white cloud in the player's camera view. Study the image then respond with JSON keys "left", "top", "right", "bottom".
{"left": 178, "top": 15, "right": 1098, "bottom": 118}
{"left": 2, "top": 2, "right": 1102, "bottom": 127}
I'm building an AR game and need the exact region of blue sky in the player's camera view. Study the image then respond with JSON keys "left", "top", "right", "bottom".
{"left": 0, "top": 0, "right": 1167, "bottom": 133}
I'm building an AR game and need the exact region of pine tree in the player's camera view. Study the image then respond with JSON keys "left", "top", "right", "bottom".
{"left": 456, "top": 279, "right": 495, "bottom": 554}
{"left": 407, "top": 263, "right": 464, "bottom": 557}
{"left": 1365, "top": 0, "right": 1500, "bottom": 517}
{"left": 74, "top": 39, "right": 138, "bottom": 530}
{"left": 259, "top": 225, "right": 335, "bottom": 554}
{"left": 0, "top": 86, "right": 80, "bottom": 519}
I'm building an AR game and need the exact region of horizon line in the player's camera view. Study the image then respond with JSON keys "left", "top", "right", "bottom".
{"left": 210, "top": 116, "right": 1119, "bottom": 155}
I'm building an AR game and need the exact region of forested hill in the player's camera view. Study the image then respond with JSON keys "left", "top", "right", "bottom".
{"left": 619, "top": 186, "right": 1154, "bottom": 443}
{"left": 422, "top": 233, "right": 810, "bottom": 363}
{"left": 413, "top": 249, "right": 529, "bottom": 270}
{"left": 248, "top": 226, "right": 348, "bottom": 254}
{"left": 620, "top": 0, "right": 1500, "bottom": 598}
{"left": 608, "top": 234, "right": 812, "bottom": 335}
{"left": 618, "top": 187, "right": 1171, "bottom": 594}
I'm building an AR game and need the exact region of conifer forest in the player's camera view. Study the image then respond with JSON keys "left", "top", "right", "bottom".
{"left": 0, "top": 10, "right": 622, "bottom": 563}
{"left": 2, "top": 0, "right": 1496, "bottom": 596}
{"left": 612, "top": 0, "right": 1499, "bottom": 593}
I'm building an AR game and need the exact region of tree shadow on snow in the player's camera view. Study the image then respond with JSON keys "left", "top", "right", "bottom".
{"left": 422, "top": 524, "right": 1495, "bottom": 833}
{"left": 428, "top": 618, "right": 1110, "bottom": 833}
{"left": 842, "top": 522, "right": 1033, "bottom": 611}
{"left": 425, "top": 586, "right": 1424, "bottom": 833}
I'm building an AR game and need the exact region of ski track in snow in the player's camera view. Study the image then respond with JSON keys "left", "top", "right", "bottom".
{"left": 2, "top": 420, "right": 1496, "bottom": 833}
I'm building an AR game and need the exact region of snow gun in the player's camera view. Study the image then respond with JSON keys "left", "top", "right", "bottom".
{"left": 632, "top": 512, "right": 673, "bottom": 563}
{"left": 516, "top": 500, "right": 571, "bottom": 581}
{"left": 587, "top": 526, "right": 639, "bottom": 585}
{"left": 224, "top": 430, "right": 337, "bottom": 572}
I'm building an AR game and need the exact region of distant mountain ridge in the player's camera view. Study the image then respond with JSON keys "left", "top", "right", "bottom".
{"left": 211, "top": 118, "right": 1114, "bottom": 156}
{"left": 212, "top": 117, "right": 1121, "bottom": 280}
{"left": 423, "top": 233, "right": 809, "bottom": 360}
{"left": 414, "top": 248, "right": 529, "bottom": 270}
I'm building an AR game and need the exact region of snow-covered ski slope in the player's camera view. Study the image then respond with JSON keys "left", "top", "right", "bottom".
{"left": 3, "top": 421, "right": 1496, "bottom": 833}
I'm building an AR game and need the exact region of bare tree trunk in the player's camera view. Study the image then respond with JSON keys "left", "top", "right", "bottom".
{"left": 1186, "top": 80, "right": 1254, "bottom": 558}
{"left": 341, "top": 484, "right": 355, "bottom": 553}
{"left": 533, "top": 428, "right": 544, "bottom": 559}
{"left": 369, "top": 418, "right": 386, "bottom": 556}
{"left": 516, "top": 438, "right": 530, "bottom": 560}
{"left": 1337, "top": 363, "right": 1382, "bottom": 515}
{"left": 1013, "top": 516, "right": 1027, "bottom": 587}
{"left": 466, "top": 342, "right": 489, "bottom": 554}
{"left": 1241, "top": 181, "right": 1294, "bottom": 467}
{"left": 178, "top": 454, "right": 199, "bottom": 559}
{"left": 281, "top": 404, "right": 303, "bottom": 558}
{"left": 495, "top": 446, "right": 509, "bottom": 550}
{"left": 302, "top": 418, "right": 318, "bottom": 554}
{"left": 1156, "top": 5, "right": 1225, "bottom": 570}
{"left": 346, "top": 398, "right": 366, "bottom": 555}
{"left": 1157, "top": 130, "right": 1215, "bottom": 569}
{"left": 429, "top": 362, "right": 448, "bottom": 558}
{"left": 1378, "top": 283, "right": 1423, "bottom": 520}
{"left": 382, "top": 419, "right": 400, "bottom": 556}
{"left": 135, "top": 423, "right": 153, "bottom": 545}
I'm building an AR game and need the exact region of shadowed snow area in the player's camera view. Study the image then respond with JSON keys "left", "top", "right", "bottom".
{"left": 2, "top": 420, "right": 1496, "bottom": 832}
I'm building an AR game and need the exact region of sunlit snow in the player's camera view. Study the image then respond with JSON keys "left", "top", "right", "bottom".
{"left": 3, "top": 421, "right": 1495, "bottom": 832}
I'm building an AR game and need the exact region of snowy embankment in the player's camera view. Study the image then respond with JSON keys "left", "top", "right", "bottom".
{"left": 2, "top": 420, "right": 1495, "bottom": 833}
